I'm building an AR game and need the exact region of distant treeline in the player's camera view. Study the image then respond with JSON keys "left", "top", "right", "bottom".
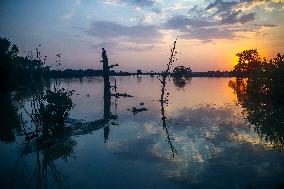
{"left": 2, "top": 36, "right": 283, "bottom": 92}
{"left": 49, "top": 69, "right": 133, "bottom": 77}
{"left": 49, "top": 69, "right": 231, "bottom": 78}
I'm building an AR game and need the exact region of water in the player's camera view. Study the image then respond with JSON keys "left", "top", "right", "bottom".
{"left": 0, "top": 76, "right": 283, "bottom": 189}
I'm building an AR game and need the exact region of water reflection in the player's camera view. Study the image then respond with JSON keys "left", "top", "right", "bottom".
{"left": 173, "top": 76, "right": 192, "bottom": 90}
{"left": 229, "top": 78, "right": 284, "bottom": 150}
{"left": 1, "top": 77, "right": 284, "bottom": 189}
{"left": 0, "top": 93, "right": 20, "bottom": 143}
{"left": 12, "top": 137, "right": 76, "bottom": 189}
{"left": 159, "top": 75, "right": 177, "bottom": 158}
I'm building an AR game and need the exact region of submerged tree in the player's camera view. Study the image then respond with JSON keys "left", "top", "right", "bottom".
{"left": 16, "top": 55, "right": 75, "bottom": 141}
{"left": 158, "top": 39, "right": 178, "bottom": 158}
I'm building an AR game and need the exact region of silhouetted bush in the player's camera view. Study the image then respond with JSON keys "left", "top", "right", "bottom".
{"left": 34, "top": 87, "right": 74, "bottom": 138}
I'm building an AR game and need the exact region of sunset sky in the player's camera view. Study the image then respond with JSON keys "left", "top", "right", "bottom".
{"left": 0, "top": 0, "right": 283, "bottom": 72}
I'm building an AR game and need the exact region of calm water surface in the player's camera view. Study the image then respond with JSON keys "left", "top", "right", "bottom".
{"left": 0, "top": 76, "right": 283, "bottom": 189}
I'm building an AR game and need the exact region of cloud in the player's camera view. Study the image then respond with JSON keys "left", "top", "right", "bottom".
{"left": 91, "top": 41, "right": 155, "bottom": 51}
{"left": 220, "top": 11, "right": 255, "bottom": 24}
{"left": 180, "top": 27, "right": 236, "bottom": 41}
{"left": 256, "top": 23, "right": 278, "bottom": 27}
{"left": 88, "top": 0, "right": 281, "bottom": 43}
{"left": 163, "top": 14, "right": 239, "bottom": 41}
{"left": 121, "top": 0, "right": 157, "bottom": 7}
{"left": 75, "top": 0, "right": 81, "bottom": 5}
{"left": 162, "top": 0, "right": 279, "bottom": 41}
{"left": 105, "top": 0, "right": 157, "bottom": 7}
{"left": 206, "top": 0, "right": 238, "bottom": 14}
{"left": 206, "top": 0, "right": 257, "bottom": 25}
{"left": 86, "top": 20, "right": 161, "bottom": 41}
{"left": 63, "top": 12, "right": 75, "bottom": 21}
{"left": 86, "top": 20, "right": 162, "bottom": 51}
{"left": 164, "top": 15, "right": 216, "bottom": 29}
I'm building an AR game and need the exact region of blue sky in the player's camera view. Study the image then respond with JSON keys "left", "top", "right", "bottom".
{"left": 1, "top": 0, "right": 283, "bottom": 71}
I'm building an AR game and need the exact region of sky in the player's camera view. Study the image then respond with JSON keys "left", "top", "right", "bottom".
{"left": 0, "top": 0, "right": 284, "bottom": 72}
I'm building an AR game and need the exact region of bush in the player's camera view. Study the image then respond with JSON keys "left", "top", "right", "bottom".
{"left": 34, "top": 87, "right": 74, "bottom": 137}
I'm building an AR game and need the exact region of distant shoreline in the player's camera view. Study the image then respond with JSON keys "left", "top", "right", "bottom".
{"left": 49, "top": 70, "right": 233, "bottom": 78}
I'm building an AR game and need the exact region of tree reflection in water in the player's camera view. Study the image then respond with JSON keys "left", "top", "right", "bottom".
{"left": 7, "top": 49, "right": 127, "bottom": 189}
{"left": 229, "top": 77, "right": 284, "bottom": 150}
{"left": 13, "top": 137, "right": 76, "bottom": 189}
{"left": 173, "top": 76, "right": 191, "bottom": 90}
{"left": 0, "top": 93, "right": 20, "bottom": 143}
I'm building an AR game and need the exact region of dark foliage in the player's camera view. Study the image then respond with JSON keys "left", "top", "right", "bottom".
{"left": 229, "top": 51, "right": 284, "bottom": 149}
{"left": 172, "top": 65, "right": 192, "bottom": 77}
{"left": 232, "top": 49, "right": 261, "bottom": 77}
{"left": 173, "top": 76, "right": 191, "bottom": 89}
{"left": 34, "top": 87, "right": 75, "bottom": 138}
{"left": 0, "top": 37, "right": 50, "bottom": 92}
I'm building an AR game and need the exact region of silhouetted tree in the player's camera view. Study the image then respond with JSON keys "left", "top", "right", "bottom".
{"left": 232, "top": 49, "right": 262, "bottom": 77}
{"left": 0, "top": 37, "right": 19, "bottom": 91}
{"left": 172, "top": 66, "right": 192, "bottom": 77}
{"left": 229, "top": 51, "right": 284, "bottom": 150}
{"left": 0, "top": 37, "right": 50, "bottom": 92}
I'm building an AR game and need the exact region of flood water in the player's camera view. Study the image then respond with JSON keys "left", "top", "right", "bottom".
{"left": 0, "top": 76, "right": 284, "bottom": 189}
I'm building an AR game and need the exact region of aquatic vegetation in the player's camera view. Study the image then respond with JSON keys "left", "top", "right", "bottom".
{"left": 16, "top": 85, "right": 74, "bottom": 140}
{"left": 35, "top": 87, "right": 75, "bottom": 137}
{"left": 15, "top": 54, "right": 75, "bottom": 140}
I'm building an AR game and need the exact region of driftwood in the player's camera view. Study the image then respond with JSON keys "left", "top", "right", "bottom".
{"left": 111, "top": 93, "right": 133, "bottom": 98}
{"left": 127, "top": 107, "right": 148, "bottom": 115}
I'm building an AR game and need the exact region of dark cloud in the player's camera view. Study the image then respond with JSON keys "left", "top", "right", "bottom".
{"left": 206, "top": 0, "right": 256, "bottom": 25}
{"left": 206, "top": 0, "right": 238, "bottom": 14}
{"left": 164, "top": 15, "right": 215, "bottom": 29}
{"left": 206, "top": 0, "right": 266, "bottom": 14}
{"left": 181, "top": 27, "right": 236, "bottom": 41}
{"left": 90, "top": 0, "right": 279, "bottom": 43}
{"left": 87, "top": 20, "right": 162, "bottom": 51}
{"left": 163, "top": 14, "right": 240, "bottom": 41}
{"left": 220, "top": 11, "right": 255, "bottom": 24}
{"left": 87, "top": 20, "right": 161, "bottom": 40}
{"left": 162, "top": 0, "right": 267, "bottom": 41}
